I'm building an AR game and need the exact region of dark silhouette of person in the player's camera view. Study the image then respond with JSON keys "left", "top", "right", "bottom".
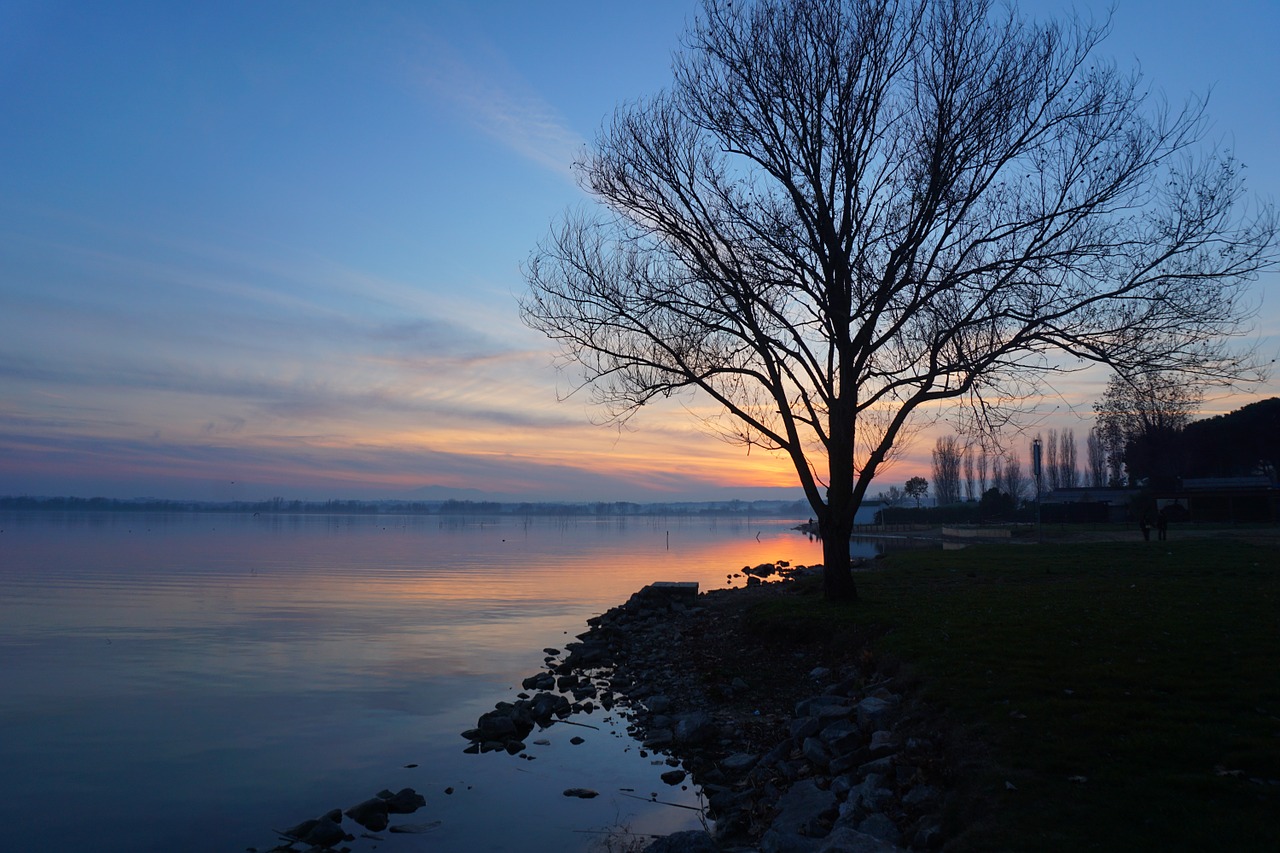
{"left": 1157, "top": 507, "right": 1168, "bottom": 541}
{"left": 1140, "top": 513, "right": 1152, "bottom": 542}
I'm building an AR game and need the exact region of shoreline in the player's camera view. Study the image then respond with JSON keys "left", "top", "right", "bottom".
{"left": 465, "top": 566, "right": 959, "bottom": 852}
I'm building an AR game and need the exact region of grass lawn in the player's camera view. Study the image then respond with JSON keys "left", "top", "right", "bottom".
{"left": 751, "top": 537, "right": 1280, "bottom": 851}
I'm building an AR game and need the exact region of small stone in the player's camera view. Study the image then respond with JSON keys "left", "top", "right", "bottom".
{"left": 570, "top": 736, "right": 585, "bottom": 745}
{"left": 641, "top": 829, "right": 719, "bottom": 852}
{"left": 660, "top": 769, "right": 687, "bottom": 785}
{"left": 857, "top": 812, "right": 903, "bottom": 845}
{"left": 563, "top": 788, "right": 599, "bottom": 798}
{"left": 902, "top": 784, "right": 940, "bottom": 807}
{"left": 644, "top": 728, "right": 676, "bottom": 749}
{"left": 721, "top": 752, "right": 759, "bottom": 774}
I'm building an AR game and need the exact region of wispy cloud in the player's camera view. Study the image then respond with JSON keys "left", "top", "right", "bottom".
{"left": 410, "top": 34, "right": 586, "bottom": 181}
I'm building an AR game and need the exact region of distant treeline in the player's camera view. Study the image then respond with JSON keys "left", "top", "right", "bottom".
{"left": 0, "top": 495, "right": 812, "bottom": 517}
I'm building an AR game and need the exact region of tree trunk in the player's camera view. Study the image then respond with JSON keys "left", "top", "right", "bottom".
{"left": 819, "top": 512, "right": 858, "bottom": 601}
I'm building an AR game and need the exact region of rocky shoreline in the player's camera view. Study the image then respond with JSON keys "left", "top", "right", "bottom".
{"left": 466, "top": 565, "right": 964, "bottom": 852}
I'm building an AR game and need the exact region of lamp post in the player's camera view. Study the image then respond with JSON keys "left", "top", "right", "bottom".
{"left": 1031, "top": 437, "right": 1043, "bottom": 542}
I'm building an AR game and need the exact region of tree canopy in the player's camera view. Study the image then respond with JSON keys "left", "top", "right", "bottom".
{"left": 522, "top": 0, "right": 1276, "bottom": 599}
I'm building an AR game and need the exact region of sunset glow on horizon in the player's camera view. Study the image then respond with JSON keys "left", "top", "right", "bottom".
{"left": 2, "top": 0, "right": 1276, "bottom": 503}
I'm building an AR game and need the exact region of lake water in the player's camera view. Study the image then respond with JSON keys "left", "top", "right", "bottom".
{"left": 0, "top": 511, "right": 827, "bottom": 852}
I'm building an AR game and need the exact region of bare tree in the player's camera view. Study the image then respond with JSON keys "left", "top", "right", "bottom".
{"left": 1000, "top": 452, "right": 1029, "bottom": 502}
{"left": 1044, "top": 429, "right": 1061, "bottom": 491}
{"left": 1058, "top": 428, "right": 1079, "bottom": 488}
{"left": 1094, "top": 370, "right": 1203, "bottom": 486}
{"left": 1086, "top": 426, "right": 1108, "bottom": 487}
{"left": 931, "top": 435, "right": 963, "bottom": 505}
{"left": 963, "top": 444, "right": 977, "bottom": 501}
{"left": 876, "top": 485, "right": 906, "bottom": 507}
{"left": 976, "top": 448, "right": 989, "bottom": 497}
{"left": 521, "top": 0, "right": 1276, "bottom": 599}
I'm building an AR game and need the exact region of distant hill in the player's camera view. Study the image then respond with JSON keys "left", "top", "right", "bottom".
{"left": 1183, "top": 397, "right": 1280, "bottom": 478}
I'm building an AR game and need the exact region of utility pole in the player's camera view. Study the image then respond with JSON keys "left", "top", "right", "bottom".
{"left": 1031, "top": 437, "right": 1043, "bottom": 543}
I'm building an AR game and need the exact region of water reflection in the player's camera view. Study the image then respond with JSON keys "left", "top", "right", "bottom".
{"left": 0, "top": 511, "right": 821, "bottom": 853}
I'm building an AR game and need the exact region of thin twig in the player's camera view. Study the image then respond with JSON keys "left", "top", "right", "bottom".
{"left": 548, "top": 718, "right": 602, "bottom": 731}
{"left": 618, "top": 792, "right": 706, "bottom": 812}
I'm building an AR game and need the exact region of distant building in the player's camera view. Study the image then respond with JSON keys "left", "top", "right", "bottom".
{"left": 1171, "top": 476, "right": 1279, "bottom": 523}
{"left": 1039, "top": 487, "right": 1141, "bottom": 523}
{"left": 1040, "top": 477, "right": 1279, "bottom": 524}
{"left": 854, "top": 501, "right": 884, "bottom": 525}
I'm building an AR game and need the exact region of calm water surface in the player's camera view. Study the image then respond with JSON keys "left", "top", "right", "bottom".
{"left": 0, "top": 512, "right": 826, "bottom": 852}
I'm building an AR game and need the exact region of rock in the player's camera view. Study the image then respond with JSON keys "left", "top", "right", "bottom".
{"left": 820, "top": 719, "right": 862, "bottom": 753}
{"left": 630, "top": 581, "right": 699, "bottom": 606}
{"left": 522, "top": 672, "right": 555, "bottom": 691}
{"left": 855, "top": 696, "right": 896, "bottom": 729}
{"left": 796, "top": 695, "right": 856, "bottom": 718}
{"left": 762, "top": 779, "right": 837, "bottom": 847}
{"left": 828, "top": 749, "right": 865, "bottom": 777}
{"left": 643, "top": 829, "right": 719, "bottom": 852}
{"left": 661, "top": 769, "right": 687, "bottom": 785}
{"left": 643, "top": 728, "right": 675, "bottom": 749}
{"left": 365, "top": 789, "right": 427, "bottom": 822}
{"left": 913, "top": 822, "right": 944, "bottom": 849}
{"left": 721, "top": 752, "right": 759, "bottom": 775}
{"left": 762, "top": 737, "right": 795, "bottom": 768}
{"left": 646, "top": 694, "right": 672, "bottom": 714}
{"left": 817, "top": 826, "right": 902, "bottom": 852}
{"left": 856, "top": 813, "right": 902, "bottom": 846}
{"left": 901, "top": 784, "right": 941, "bottom": 808}
{"left": 570, "top": 736, "right": 585, "bottom": 745}
{"left": 802, "top": 736, "right": 831, "bottom": 771}
{"left": 345, "top": 797, "right": 390, "bottom": 831}
{"left": 843, "top": 774, "right": 893, "bottom": 816}
{"left": 476, "top": 711, "right": 519, "bottom": 740}
{"left": 563, "top": 788, "right": 599, "bottom": 798}
{"left": 791, "top": 715, "right": 822, "bottom": 740}
{"left": 857, "top": 755, "right": 895, "bottom": 776}
{"left": 675, "top": 711, "right": 718, "bottom": 744}
{"left": 868, "top": 730, "right": 896, "bottom": 755}
{"left": 283, "top": 812, "right": 347, "bottom": 848}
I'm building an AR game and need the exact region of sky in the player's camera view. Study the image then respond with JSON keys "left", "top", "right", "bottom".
{"left": 1, "top": 0, "right": 1277, "bottom": 503}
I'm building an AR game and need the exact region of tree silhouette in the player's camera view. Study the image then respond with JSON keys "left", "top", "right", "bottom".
{"left": 522, "top": 0, "right": 1276, "bottom": 599}
{"left": 1094, "top": 370, "right": 1202, "bottom": 487}
{"left": 931, "top": 436, "right": 963, "bottom": 505}
{"left": 904, "top": 476, "right": 929, "bottom": 508}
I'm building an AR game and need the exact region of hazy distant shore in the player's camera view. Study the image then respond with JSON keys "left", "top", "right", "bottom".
{"left": 0, "top": 495, "right": 812, "bottom": 518}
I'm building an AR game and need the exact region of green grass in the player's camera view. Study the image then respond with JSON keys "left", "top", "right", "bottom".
{"left": 751, "top": 538, "right": 1280, "bottom": 851}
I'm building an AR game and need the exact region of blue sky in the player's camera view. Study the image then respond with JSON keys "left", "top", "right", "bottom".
{"left": 1, "top": 0, "right": 1277, "bottom": 502}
